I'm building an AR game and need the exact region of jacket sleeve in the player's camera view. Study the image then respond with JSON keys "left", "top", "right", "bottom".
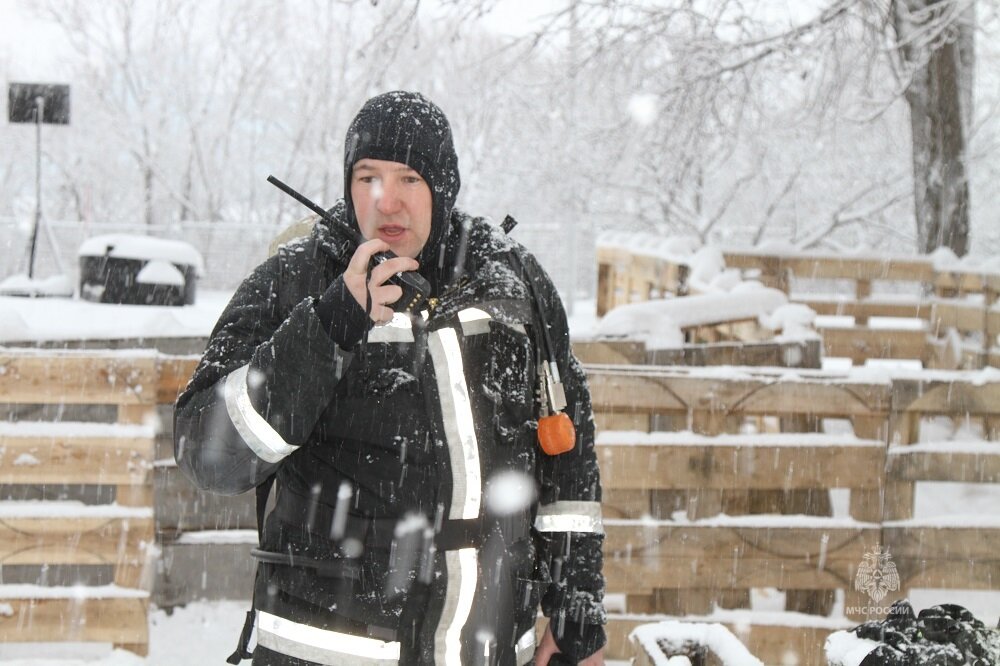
{"left": 523, "top": 252, "right": 607, "bottom": 660}
{"left": 173, "top": 253, "right": 353, "bottom": 496}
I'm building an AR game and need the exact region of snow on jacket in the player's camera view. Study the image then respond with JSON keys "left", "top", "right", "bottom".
{"left": 174, "top": 204, "right": 607, "bottom": 664}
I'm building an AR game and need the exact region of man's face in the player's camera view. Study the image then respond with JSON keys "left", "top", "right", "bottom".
{"left": 350, "top": 158, "right": 433, "bottom": 259}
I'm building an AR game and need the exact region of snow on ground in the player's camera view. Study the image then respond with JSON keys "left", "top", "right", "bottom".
{"left": 0, "top": 600, "right": 248, "bottom": 665}
{"left": 0, "top": 290, "right": 231, "bottom": 343}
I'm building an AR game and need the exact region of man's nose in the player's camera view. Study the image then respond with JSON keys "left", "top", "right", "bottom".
{"left": 376, "top": 181, "right": 402, "bottom": 214}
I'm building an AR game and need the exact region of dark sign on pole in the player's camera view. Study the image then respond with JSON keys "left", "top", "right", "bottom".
{"left": 8, "top": 82, "right": 71, "bottom": 124}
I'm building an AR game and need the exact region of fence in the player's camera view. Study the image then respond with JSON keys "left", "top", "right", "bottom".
{"left": 592, "top": 244, "right": 1000, "bottom": 663}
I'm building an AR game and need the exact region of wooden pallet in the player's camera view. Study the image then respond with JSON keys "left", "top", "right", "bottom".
{"left": 597, "top": 244, "right": 1000, "bottom": 368}
{"left": 0, "top": 349, "right": 158, "bottom": 655}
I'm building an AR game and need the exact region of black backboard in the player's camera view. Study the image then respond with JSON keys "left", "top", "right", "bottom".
{"left": 8, "top": 83, "right": 71, "bottom": 124}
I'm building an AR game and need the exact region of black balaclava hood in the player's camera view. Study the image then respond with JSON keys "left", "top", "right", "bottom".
{"left": 344, "top": 91, "right": 461, "bottom": 286}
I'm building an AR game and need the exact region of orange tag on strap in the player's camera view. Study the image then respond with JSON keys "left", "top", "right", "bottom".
{"left": 538, "top": 412, "right": 576, "bottom": 455}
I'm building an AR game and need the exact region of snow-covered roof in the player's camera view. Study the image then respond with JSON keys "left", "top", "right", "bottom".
{"left": 78, "top": 234, "right": 205, "bottom": 274}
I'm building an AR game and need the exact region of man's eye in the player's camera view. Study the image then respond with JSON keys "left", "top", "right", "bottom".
{"left": 403, "top": 176, "right": 422, "bottom": 184}
{"left": 357, "top": 176, "right": 377, "bottom": 184}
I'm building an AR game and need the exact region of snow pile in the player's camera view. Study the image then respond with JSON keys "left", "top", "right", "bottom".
{"left": 135, "top": 260, "right": 185, "bottom": 286}
{"left": 0, "top": 273, "right": 74, "bottom": 298}
{"left": 630, "top": 620, "right": 764, "bottom": 666}
{"left": 594, "top": 288, "right": 794, "bottom": 349}
{"left": 0, "top": 290, "right": 230, "bottom": 342}
{"left": 597, "top": 232, "right": 700, "bottom": 263}
{"left": 0, "top": 500, "right": 153, "bottom": 519}
{"left": 759, "top": 302, "right": 816, "bottom": 341}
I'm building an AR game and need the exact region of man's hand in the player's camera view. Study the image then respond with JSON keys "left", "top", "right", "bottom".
{"left": 343, "top": 238, "right": 419, "bottom": 324}
{"left": 534, "top": 623, "right": 605, "bottom": 666}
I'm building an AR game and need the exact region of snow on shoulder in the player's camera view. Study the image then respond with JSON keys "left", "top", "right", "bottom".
{"left": 630, "top": 620, "right": 764, "bottom": 666}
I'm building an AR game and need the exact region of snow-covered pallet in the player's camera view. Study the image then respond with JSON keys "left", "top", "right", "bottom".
{"left": 629, "top": 620, "right": 764, "bottom": 666}
{"left": 603, "top": 611, "right": 852, "bottom": 666}
{"left": 0, "top": 349, "right": 161, "bottom": 655}
{"left": 596, "top": 242, "right": 1000, "bottom": 369}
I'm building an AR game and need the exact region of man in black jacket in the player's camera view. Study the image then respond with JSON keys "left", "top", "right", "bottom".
{"left": 174, "top": 91, "right": 606, "bottom": 665}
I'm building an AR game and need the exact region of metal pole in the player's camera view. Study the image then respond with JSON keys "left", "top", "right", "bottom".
{"left": 27, "top": 96, "right": 44, "bottom": 279}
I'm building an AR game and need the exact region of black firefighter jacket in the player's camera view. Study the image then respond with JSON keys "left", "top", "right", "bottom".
{"left": 174, "top": 206, "right": 607, "bottom": 665}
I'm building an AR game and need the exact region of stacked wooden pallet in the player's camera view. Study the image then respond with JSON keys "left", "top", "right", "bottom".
{"left": 596, "top": 243, "right": 1000, "bottom": 368}
{"left": 0, "top": 349, "right": 159, "bottom": 655}
{"left": 588, "top": 364, "right": 893, "bottom": 664}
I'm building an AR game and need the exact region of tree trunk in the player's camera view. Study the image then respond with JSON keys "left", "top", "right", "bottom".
{"left": 144, "top": 165, "right": 155, "bottom": 227}
{"left": 894, "top": 0, "right": 972, "bottom": 257}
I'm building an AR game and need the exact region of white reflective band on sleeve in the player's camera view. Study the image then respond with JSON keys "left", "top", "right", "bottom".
{"left": 434, "top": 547, "right": 479, "bottom": 666}
{"left": 257, "top": 611, "right": 400, "bottom": 665}
{"left": 534, "top": 500, "right": 604, "bottom": 534}
{"left": 223, "top": 364, "right": 298, "bottom": 464}
{"left": 515, "top": 628, "right": 536, "bottom": 665}
{"left": 428, "top": 327, "right": 482, "bottom": 520}
{"left": 367, "top": 312, "right": 414, "bottom": 343}
{"left": 458, "top": 307, "right": 491, "bottom": 336}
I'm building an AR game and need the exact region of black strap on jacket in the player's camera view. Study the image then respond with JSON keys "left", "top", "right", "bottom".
{"left": 226, "top": 474, "right": 275, "bottom": 664}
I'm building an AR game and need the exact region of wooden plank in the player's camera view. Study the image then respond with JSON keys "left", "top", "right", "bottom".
{"left": 933, "top": 269, "right": 1000, "bottom": 295}
{"left": 594, "top": 412, "right": 650, "bottom": 432}
{"left": 646, "top": 339, "right": 822, "bottom": 369}
{"left": 587, "top": 369, "right": 891, "bottom": 418}
{"left": 604, "top": 554, "right": 863, "bottom": 592}
{"left": 887, "top": 448, "right": 1000, "bottom": 483}
{"left": 604, "top": 521, "right": 877, "bottom": 563}
{"left": 597, "top": 441, "right": 884, "bottom": 490}
{"left": 724, "top": 252, "right": 933, "bottom": 282}
{"left": 0, "top": 597, "right": 148, "bottom": 645}
{"left": 892, "top": 378, "right": 1000, "bottom": 417}
{"left": 932, "top": 301, "right": 986, "bottom": 334}
{"left": 0, "top": 352, "right": 157, "bottom": 405}
{"left": 0, "top": 435, "right": 153, "bottom": 485}
{"left": 819, "top": 327, "right": 930, "bottom": 363}
{"left": 573, "top": 340, "right": 647, "bottom": 365}
{"left": 799, "top": 298, "right": 932, "bottom": 320}
{"left": 884, "top": 525, "right": 1000, "bottom": 561}
{"left": 157, "top": 356, "right": 199, "bottom": 404}
{"left": 0, "top": 516, "right": 153, "bottom": 566}
{"left": 602, "top": 489, "right": 652, "bottom": 519}
{"left": 893, "top": 558, "right": 1000, "bottom": 590}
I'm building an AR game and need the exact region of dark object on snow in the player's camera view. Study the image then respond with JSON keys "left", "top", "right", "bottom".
{"left": 854, "top": 599, "right": 1000, "bottom": 666}
{"left": 78, "top": 235, "right": 201, "bottom": 306}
